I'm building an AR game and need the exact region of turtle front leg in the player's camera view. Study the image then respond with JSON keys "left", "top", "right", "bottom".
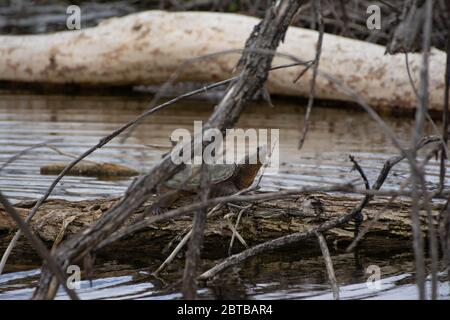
{"left": 211, "top": 182, "right": 249, "bottom": 210}
{"left": 211, "top": 181, "right": 240, "bottom": 198}
{"left": 146, "top": 191, "right": 181, "bottom": 216}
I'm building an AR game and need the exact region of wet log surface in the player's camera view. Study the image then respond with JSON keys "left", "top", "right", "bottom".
{"left": 0, "top": 193, "right": 440, "bottom": 255}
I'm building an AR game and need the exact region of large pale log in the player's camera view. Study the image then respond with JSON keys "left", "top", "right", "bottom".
{"left": 0, "top": 10, "right": 445, "bottom": 110}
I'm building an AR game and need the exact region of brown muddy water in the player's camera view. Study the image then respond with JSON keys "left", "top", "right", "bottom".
{"left": 0, "top": 92, "right": 449, "bottom": 300}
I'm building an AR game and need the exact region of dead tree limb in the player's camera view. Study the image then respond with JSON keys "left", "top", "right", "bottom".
{"left": 409, "top": 0, "right": 433, "bottom": 300}
{"left": 182, "top": 164, "right": 210, "bottom": 299}
{"left": 31, "top": 0, "right": 306, "bottom": 300}
{"left": 346, "top": 136, "right": 440, "bottom": 252}
{"left": 228, "top": 205, "right": 252, "bottom": 256}
{"left": 405, "top": 51, "right": 449, "bottom": 163}
{"left": 348, "top": 154, "right": 370, "bottom": 236}
{"left": 298, "top": 0, "right": 323, "bottom": 149}
{"left": 387, "top": 0, "right": 426, "bottom": 54}
{"left": 438, "top": 3, "right": 450, "bottom": 194}
{"left": 0, "top": 139, "right": 63, "bottom": 173}
{"left": 316, "top": 232, "right": 339, "bottom": 300}
{"left": 440, "top": 2, "right": 450, "bottom": 286}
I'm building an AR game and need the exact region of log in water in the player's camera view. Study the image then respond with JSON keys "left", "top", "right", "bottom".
{"left": 0, "top": 11, "right": 445, "bottom": 111}
{"left": 0, "top": 193, "right": 441, "bottom": 253}
{"left": 40, "top": 161, "right": 140, "bottom": 178}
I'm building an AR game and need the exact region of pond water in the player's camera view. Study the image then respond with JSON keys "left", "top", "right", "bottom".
{"left": 0, "top": 92, "right": 449, "bottom": 300}
{"left": 0, "top": 93, "right": 445, "bottom": 202}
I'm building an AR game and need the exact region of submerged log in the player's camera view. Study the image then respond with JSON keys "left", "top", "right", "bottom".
{"left": 0, "top": 193, "right": 441, "bottom": 254}
{"left": 0, "top": 11, "right": 445, "bottom": 111}
{"left": 40, "top": 161, "right": 140, "bottom": 178}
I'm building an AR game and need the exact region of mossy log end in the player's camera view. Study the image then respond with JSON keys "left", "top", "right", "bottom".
{"left": 0, "top": 193, "right": 441, "bottom": 255}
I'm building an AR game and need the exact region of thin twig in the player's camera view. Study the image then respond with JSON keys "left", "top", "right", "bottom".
{"left": 315, "top": 232, "right": 340, "bottom": 300}
{"left": 226, "top": 219, "right": 249, "bottom": 251}
{"left": 228, "top": 205, "right": 252, "bottom": 255}
{"left": 155, "top": 228, "right": 192, "bottom": 275}
{"left": 182, "top": 163, "right": 210, "bottom": 299}
{"left": 379, "top": 0, "right": 402, "bottom": 14}
{"left": 348, "top": 154, "right": 370, "bottom": 236}
{"left": 346, "top": 136, "right": 440, "bottom": 252}
{"left": 46, "top": 146, "right": 100, "bottom": 165}
{"left": 298, "top": 0, "right": 324, "bottom": 149}
{"left": 0, "top": 139, "right": 63, "bottom": 173}
{"left": 292, "top": 61, "right": 314, "bottom": 83}
{"left": 405, "top": 53, "right": 420, "bottom": 98}
{"left": 410, "top": 0, "right": 434, "bottom": 300}
{"left": 405, "top": 52, "right": 448, "bottom": 160}
{"left": 439, "top": 15, "right": 450, "bottom": 195}
{"left": 440, "top": 1, "right": 450, "bottom": 286}
{"left": 349, "top": 155, "right": 370, "bottom": 190}
{"left": 0, "top": 192, "right": 79, "bottom": 300}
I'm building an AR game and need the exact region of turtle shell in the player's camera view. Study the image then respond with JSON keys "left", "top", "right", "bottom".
{"left": 164, "top": 163, "right": 237, "bottom": 192}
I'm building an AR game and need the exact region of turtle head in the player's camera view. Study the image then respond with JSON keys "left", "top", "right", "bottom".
{"left": 234, "top": 145, "right": 266, "bottom": 189}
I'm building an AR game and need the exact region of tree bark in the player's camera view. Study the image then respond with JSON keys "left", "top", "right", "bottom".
{"left": 1, "top": 193, "right": 440, "bottom": 253}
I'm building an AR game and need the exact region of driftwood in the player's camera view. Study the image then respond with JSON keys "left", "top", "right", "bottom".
{"left": 40, "top": 161, "right": 140, "bottom": 178}
{"left": 0, "top": 10, "right": 446, "bottom": 111}
{"left": 0, "top": 193, "right": 441, "bottom": 252}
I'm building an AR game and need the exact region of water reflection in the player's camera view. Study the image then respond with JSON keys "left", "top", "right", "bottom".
{"left": 0, "top": 249, "right": 448, "bottom": 300}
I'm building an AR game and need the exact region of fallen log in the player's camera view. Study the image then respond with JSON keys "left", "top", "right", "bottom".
{"left": 0, "top": 11, "right": 445, "bottom": 111}
{"left": 0, "top": 193, "right": 441, "bottom": 254}
{"left": 40, "top": 161, "right": 140, "bottom": 178}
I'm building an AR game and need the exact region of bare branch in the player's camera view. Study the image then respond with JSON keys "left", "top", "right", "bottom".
{"left": 409, "top": 0, "right": 435, "bottom": 300}
{"left": 228, "top": 204, "right": 252, "bottom": 255}
{"left": 298, "top": 0, "right": 324, "bottom": 149}
{"left": 182, "top": 163, "right": 210, "bottom": 299}
{"left": 316, "top": 232, "right": 340, "bottom": 300}
{"left": 346, "top": 136, "right": 440, "bottom": 252}
{"left": 0, "top": 192, "right": 79, "bottom": 300}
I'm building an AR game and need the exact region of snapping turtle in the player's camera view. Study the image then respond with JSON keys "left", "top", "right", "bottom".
{"left": 149, "top": 146, "right": 266, "bottom": 214}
